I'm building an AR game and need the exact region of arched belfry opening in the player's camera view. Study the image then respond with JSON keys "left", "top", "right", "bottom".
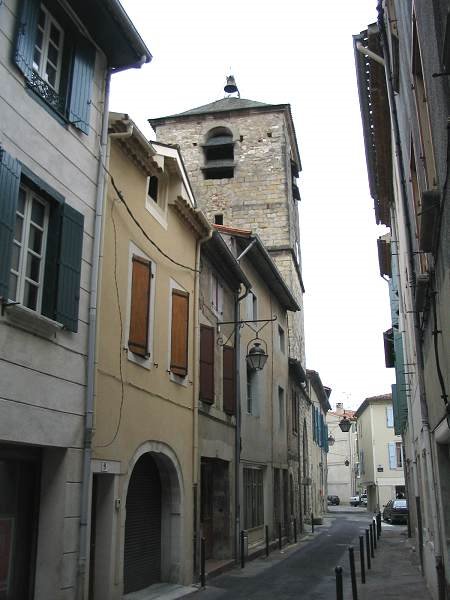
{"left": 202, "top": 127, "right": 235, "bottom": 180}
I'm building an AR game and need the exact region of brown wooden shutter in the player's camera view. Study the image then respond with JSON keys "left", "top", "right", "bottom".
{"left": 170, "top": 289, "right": 189, "bottom": 376}
{"left": 128, "top": 256, "right": 151, "bottom": 357}
{"left": 223, "top": 346, "right": 235, "bottom": 415}
{"left": 200, "top": 325, "right": 214, "bottom": 402}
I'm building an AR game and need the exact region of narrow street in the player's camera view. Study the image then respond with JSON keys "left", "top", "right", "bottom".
{"left": 185, "top": 509, "right": 428, "bottom": 600}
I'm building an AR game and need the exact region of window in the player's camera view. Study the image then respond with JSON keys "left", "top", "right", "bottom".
{"left": 247, "top": 366, "right": 257, "bottom": 414}
{"left": 148, "top": 176, "right": 159, "bottom": 203}
{"left": 386, "top": 405, "right": 394, "bottom": 428}
{"left": 292, "top": 392, "right": 299, "bottom": 434}
{"left": 170, "top": 287, "right": 189, "bottom": 378}
{"left": 211, "top": 273, "right": 223, "bottom": 316}
{"left": 214, "top": 214, "right": 223, "bottom": 225}
{"left": 278, "top": 325, "right": 285, "bottom": 354}
{"left": 388, "top": 442, "right": 403, "bottom": 469}
{"left": 244, "top": 468, "right": 264, "bottom": 529}
{"left": 0, "top": 151, "right": 84, "bottom": 332}
{"left": 128, "top": 255, "right": 152, "bottom": 359}
{"left": 33, "top": 5, "right": 64, "bottom": 92}
{"left": 202, "top": 128, "right": 235, "bottom": 179}
{"left": 200, "top": 325, "right": 214, "bottom": 403}
{"left": 278, "top": 386, "right": 285, "bottom": 430}
{"left": 222, "top": 345, "right": 236, "bottom": 415}
{"left": 10, "top": 185, "right": 49, "bottom": 313}
{"left": 15, "top": 0, "right": 95, "bottom": 133}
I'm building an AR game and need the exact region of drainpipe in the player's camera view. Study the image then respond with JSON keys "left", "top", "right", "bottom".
{"left": 192, "top": 223, "right": 212, "bottom": 575}
{"left": 78, "top": 68, "right": 111, "bottom": 600}
{"left": 235, "top": 283, "right": 250, "bottom": 560}
{"left": 377, "top": 1, "right": 444, "bottom": 591}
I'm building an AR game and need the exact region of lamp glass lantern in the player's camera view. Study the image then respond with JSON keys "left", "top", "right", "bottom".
{"left": 327, "top": 434, "right": 335, "bottom": 447}
{"left": 338, "top": 417, "right": 352, "bottom": 433}
{"left": 246, "top": 339, "right": 268, "bottom": 371}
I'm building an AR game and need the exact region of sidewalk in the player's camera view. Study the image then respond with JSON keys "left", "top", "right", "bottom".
{"left": 353, "top": 527, "right": 432, "bottom": 600}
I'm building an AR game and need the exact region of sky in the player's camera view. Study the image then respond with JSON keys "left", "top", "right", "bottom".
{"left": 110, "top": 0, "right": 394, "bottom": 411}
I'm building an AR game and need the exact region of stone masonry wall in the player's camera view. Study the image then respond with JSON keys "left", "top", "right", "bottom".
{"left": 154, "top": 108, "right": 305, "bottom": 363}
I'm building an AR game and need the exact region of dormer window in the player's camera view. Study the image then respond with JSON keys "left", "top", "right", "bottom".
{"left": 148, "top": 175, "right": 159, "bottom": 203}
{"left": 202, "top": 128, "right": 235, "bottom": 179}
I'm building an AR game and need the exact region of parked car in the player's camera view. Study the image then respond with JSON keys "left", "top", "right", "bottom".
{"left": 383, "top": 499, "right": 408, "bottom": 524}
{"left": 327, "top": 495, "right": 340, "bottom": 505}
{"left": 350, "top": 493, "right": 368, "bottom": 507}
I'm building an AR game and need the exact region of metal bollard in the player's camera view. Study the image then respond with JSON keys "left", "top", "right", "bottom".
{"left": 200, "top": 537, "right": 206, "bottom": 588}
{"left": 372, "top": 518, "right": 377, "bottom": 549}
{"left": 349, "top": 546, "right": 358, "bottom": 600}
{"left": 279, "top": 522, "right": 282, "bottom": 550}
{"left": 265, "top": 525, "right": 269, "bottom": 557}
{"left": 365, "top": 528, "right": 371, "bottom": 570}
{"left": 294, "top": 517, "right": 297, "bottom": 543}
{"left": 359, "top": 535, "right": 366, "bottom": 584}
{"left": 377, "top": 511, "right": 382, "bottom": 537}
{"left": 311, "top": 512, "right": 314, "bottom": 534}
{"left": 335, "top": 566, "right": 343, "bottom": 600}
{"left": 240, "top": 530, "right": 245, "bottom": 568}
{"left": 369, "top": 523, "right": 375, "bottom": 558}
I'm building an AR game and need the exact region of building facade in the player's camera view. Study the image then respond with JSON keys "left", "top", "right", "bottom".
{"left": 306, "top": 370, "right": 331, "bottom": 520}
{"left": 0, "top": 3, "right": 150, "bottom": 599}
{"left": 355, "top": 395, "right": 405, "bottom": 513}
{"left": 91, "top": 116, "right": 209, "bottom": 598}
{"left": 326, "top": 404, "right": 357, "bottom": 503}
{"left": 354, "top": 2, "right": 450, "bottom": 597}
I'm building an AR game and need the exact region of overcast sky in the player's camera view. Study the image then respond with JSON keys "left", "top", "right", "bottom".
{"left": 110, "top": 0, "right": 394, "bottom": 411}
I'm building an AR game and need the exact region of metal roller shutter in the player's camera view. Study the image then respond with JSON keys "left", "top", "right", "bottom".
{"left": 124, "top": 454, "right": 162, "bottom": 594}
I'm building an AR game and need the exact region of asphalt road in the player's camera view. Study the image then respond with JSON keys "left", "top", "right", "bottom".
{"left": 186, "top": 512, "right": 375, "bottom": 599}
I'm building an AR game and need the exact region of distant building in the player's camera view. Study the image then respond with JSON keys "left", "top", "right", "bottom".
{"left": 354, "top": 395, "right": 405, "bottom": 512}
{"left": 326, "top": 404, "right": 357, "bottom": 503}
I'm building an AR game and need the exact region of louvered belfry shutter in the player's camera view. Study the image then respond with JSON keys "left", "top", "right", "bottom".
{"left": 170, "top": 289, "right": 189, "bottom": 376}
{"left": 200, "top": 325, "right": 214, "bottom": 402}
{"left": 55, "top": 203, "right": 84, "bottom": 332}
{"left": 15, "top": 0, "right": 40, "bottom": 81}
{"left": 128, "top": 256, "right": 151, "bottom": 357}
{"left": 69, "top": 36, "right": 95, "bottom": 134}
{"left": 0, "top": 150, "right": 21, "bottom": 299}
{"left": 223, "top": 346, "right": 236, "bottom": 415}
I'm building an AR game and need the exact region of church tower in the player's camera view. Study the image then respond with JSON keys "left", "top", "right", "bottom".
{"left": 149, "top": 84, "right": 305, "bottom": 364}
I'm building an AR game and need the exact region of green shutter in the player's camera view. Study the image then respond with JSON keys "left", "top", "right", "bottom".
{"left": 15, "top": 0, "right": 40, "bottom": 81}
{"left": 68, "top": 36, "right": 95, "bottom": 134}
{"left": 55, "top": 204, "right": 84, "bottom": 332}
{"left": 393, "top": 330, "right": 408, "bottom": 435}
{"left": 0, "top": 150, "right": 21, "bottom": 299}
{"left": 41, "top": 202, "right": 62, "bottom": 320}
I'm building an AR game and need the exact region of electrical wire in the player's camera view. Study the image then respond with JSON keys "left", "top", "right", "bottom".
{"left": 108, "top": 172, "right": 199, "bottom": 273}
{"left": 95, "top": 199, "right": 125, "bottom": 448}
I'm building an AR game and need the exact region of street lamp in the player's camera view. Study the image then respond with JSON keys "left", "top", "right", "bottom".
{"left": 338, "top": 416, "right": 352, "bottom": 433}
{"left": 327, "top": 434, "right": 335, "bottom": 447}
{"left": 246, "top": 339, "right": 268, "bottom": 371}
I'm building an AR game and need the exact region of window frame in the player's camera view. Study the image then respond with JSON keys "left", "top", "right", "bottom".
{"left": 278, "top": 386, "right": 285, "bottom": 430}
{"left": 145, "top": 172, "right": 168, "bottom": 229}
{"left": 33, "top": 4, "right": 65, "bottom": 93}
{"left": 9, "top": 184, "right": 50, "bottom": 314}
{"left": 125, "top": 242, "right": 156, "bottom": 369}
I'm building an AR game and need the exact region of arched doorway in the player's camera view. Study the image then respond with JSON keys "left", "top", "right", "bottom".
{"left": 124, "top": 453, "right": 162, "bottom": 594}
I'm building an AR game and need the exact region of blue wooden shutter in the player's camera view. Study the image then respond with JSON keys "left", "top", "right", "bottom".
{"left": 55, "top": 204, "right": 84, "bottom": 331}
{"left": 15, "top": 0, "right": 40, "bottom": 81}
{"left": 68, "top": 36, "right": 95, "bottom": 134}
{"left": 0, "top": 150, "right": 21, "bottom": 299}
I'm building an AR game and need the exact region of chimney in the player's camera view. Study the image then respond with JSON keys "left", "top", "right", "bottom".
{"left": 335, "top": 402, "right": 344, "bottom": 415}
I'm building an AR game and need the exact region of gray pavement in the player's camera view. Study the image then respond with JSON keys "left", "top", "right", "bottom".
{"left": 184, "top": 509, "right": 432, "bottom": 599}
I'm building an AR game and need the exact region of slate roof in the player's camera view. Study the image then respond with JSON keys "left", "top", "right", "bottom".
{"left": 150, "top": 97, "right": 273, "bottom": 123}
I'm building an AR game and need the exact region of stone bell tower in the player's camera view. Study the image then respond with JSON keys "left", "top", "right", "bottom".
{"left": 149, "top": 80, "right": 306, "bottom": 364}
